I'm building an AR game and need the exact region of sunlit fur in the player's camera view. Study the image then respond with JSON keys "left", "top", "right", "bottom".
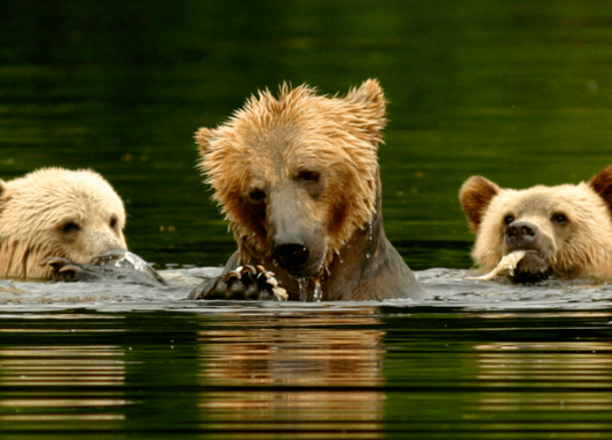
{"left": 196, "top": 79, "right": 385, "bottom": 275}
{"left": 0, "top": 168, "right": 127, "bottom": 280}
{"left": 460, "top": 169, "right": 612, "bottom": 277}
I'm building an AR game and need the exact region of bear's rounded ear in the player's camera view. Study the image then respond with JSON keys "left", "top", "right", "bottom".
{"left": 195, "top": 127, "right": 214, "bottom": 155}
{"left": 459, "top": 176, "right": 500, "bottom": 232}
{"left": 346, "top": 79, "right": 386, "bottom": 145}
{"left": 589, "top": 165, "right": 612, "bottom": 215}
{"left": 347, "top": 78, "right": 386, "bottom": 118}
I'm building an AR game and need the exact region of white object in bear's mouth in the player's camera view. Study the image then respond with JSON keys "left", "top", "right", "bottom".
{"left": 471, "top": 250, "right": 528, "bottom": 280}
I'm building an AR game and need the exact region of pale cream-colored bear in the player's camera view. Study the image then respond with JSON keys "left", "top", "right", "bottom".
{"left": 459, "top": 165, "right": 612, "bottom": 282}
{"left": 0, "top": 168, "right": 127, "bottom": 280}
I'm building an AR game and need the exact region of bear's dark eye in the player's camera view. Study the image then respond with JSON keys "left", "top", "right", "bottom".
{"left": 61, "top": 221, "right": 81, "bottom": 234}
{"left": 551, "top": 212, "right": 568, "bottom": 225}
{"left": 110, "top": 216, "right": 118, "bottom": 229}
{"left": 249, "top": 189, "right": 266, "bottom": 201}
{"left": 298, "top": 170, "right": 320, "bottom": 183}
{"left": 503, "top": 214, "right": 515, "bottom": 225}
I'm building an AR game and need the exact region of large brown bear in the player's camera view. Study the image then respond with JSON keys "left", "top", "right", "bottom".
{"left": 459, "top": 166, "right": 612, "bottom": 282}
{"left": 190, "top": 79, "right": 424, "bottom": 301}
{"left": 0, "top": 167, "right": 128, "bottom": 280}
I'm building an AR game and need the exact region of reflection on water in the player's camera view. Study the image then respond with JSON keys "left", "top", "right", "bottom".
{"left": 0, "top": 307, "right": 611, "bottom": 437}
{"left": 197, "top": 309, "right": 385, "bottom": 436}
{"left": 0, "top": 318, "right": 128, "bottom": 431}
{"left": 0, "top": 345, "right": 126, "bottom": 386}
{"left": 383, "top": 309, "right": 612, "bottom": 437}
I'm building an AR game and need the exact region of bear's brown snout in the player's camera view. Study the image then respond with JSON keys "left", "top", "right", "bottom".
{"left": 265, "top": 183, "right": 326, "bottom": 277}
{"left": 506, "top": 221, "right": 539, "bottom": 250}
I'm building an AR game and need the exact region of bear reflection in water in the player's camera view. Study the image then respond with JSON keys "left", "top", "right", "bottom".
{"left": 196, "top": 308, "right": 385, "bottom": 431}
{"left": 190, "top": 79, "right": 424, "bottom": 302}
{"left": 460, "top": 165, "right": 612, "bottom": 283}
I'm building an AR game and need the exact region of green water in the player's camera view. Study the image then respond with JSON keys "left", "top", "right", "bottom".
{"left": 2, "top": 0, "right": 612, "bottom": 437}
{"left": 2, "top": 306, "right": 612, "bottom": 439}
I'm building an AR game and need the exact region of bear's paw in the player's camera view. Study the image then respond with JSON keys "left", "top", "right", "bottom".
{"left": 191, "top": 265, "right": 288, "bottom": 301}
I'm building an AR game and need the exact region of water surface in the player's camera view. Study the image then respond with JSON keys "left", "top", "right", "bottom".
{"left": 2, "top": 287, "right": 612, "bottom": 439}
{"left": 3, "top": 0, "right": 612, "bottom": 437}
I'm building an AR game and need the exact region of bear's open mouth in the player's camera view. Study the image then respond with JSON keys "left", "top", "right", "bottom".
{"left": 509, "top": 250, "right": 553, "bottom": 283}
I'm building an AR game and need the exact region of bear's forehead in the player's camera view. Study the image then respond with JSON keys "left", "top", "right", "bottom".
{"left": 496, "top": 184, "right": 597, "bottom": 216}
{"left": 222, "top": 117, "right": 360, "bottom": 173}
{"left": 233, "top": 114, "right": 345, "bottom": 148}
{"left": 7, "top": 176, "right": 124, "bottom": 218}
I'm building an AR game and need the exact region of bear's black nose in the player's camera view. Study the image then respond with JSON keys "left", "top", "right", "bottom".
{"left": 272, "top": 235, "right": 310, "bottom": 272}
{"left": 505, "top": 221, "right": 539, "bottom": 249}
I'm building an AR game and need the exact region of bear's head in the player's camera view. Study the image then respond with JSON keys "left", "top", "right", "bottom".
{"left": 0, "top": 168, "right": 127, "bottom": 279}
{"left": 196, "top": 79, "right": 386, "bottom": 279}
{"left": 459, "top": 166, "right": 612, "bottom": 281}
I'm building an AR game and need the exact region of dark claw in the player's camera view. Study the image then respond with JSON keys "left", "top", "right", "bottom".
{"left": 88, "top": 250, "right": 126, "bottom": 266}
{"left": 54, "top": 265, "right": 85, "bottom": 282}
{"left": 189, "top": 265, "right": 288, "bottom": 301}
{"left": 40, "top": 256, "right": 73, "bottom": 269}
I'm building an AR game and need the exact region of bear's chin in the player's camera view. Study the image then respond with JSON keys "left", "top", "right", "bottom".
{"left": 279, "top": 260, "right": 324, "bottom": 280}
{"left": 509, "top": 251, "right": 553, "bottom": 283}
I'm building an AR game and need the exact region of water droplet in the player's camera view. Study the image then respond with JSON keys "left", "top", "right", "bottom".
{"left": 313, "top": 280, "right": 322, "bottom": 302}
{"left": 298, "top": 278, "right": 308, "bottom": 302}
{"left": 365, "top": 253, "right": 371, "bottom": 259}
{"left": 339, "top": 259, "right": 344, "bottom": 264}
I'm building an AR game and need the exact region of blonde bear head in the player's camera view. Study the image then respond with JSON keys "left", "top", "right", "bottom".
{"left": 0, "top": 168, "right": 127, "bottom": 280}
{"left": 459, "top": 166, "right": 612, "bottom": 282}
{"left": 194, "top": 79, "right": 422, "bottom": 301}
{"left": 196, "top": 80, "right": 384, "bottom": 278}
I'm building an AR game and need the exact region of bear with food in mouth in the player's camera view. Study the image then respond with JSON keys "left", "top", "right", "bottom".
{"left": 190, "top": 79, "right": 424, "bottom": 301}
{"left": 459, "top": 166, "right": 612, "bottom": 282}
{"left": 0, "top": 168, "right": 128, "bottom": 280}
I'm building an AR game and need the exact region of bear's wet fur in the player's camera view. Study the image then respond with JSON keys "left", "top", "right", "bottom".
{"left": 0, "top": 168, "right": 127, "bottom": 280}
{"left": 192, "top": 79, "right": 423, "bottom": 301}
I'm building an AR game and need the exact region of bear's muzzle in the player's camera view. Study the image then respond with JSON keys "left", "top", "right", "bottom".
{"left": 505, "top": 220, "right": 539, "bottom": 250}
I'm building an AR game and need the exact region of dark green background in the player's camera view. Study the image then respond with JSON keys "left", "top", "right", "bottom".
{"left": 4, "top": 0, "right": 612, "bottom": 271}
